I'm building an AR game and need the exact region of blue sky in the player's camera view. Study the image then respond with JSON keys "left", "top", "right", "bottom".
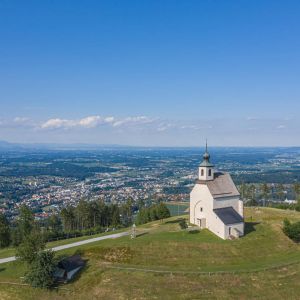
{"left": 0, "top": 0, "right": 300, "bottom": 146}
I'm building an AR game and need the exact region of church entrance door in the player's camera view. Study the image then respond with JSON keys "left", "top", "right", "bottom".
{"left": 197, "top": 218, "right": 206, "bottom": 229}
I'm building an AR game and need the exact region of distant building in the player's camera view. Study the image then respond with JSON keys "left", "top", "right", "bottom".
{"left": 284, "top": 198, "right": 297, "bottom": 205}
{"left": 189, "top": 144, "right": 244, "bottom": 239}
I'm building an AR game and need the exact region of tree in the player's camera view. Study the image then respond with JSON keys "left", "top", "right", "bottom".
{"left": 260, "top": 183, "right": 270, "bottom": 206}
{"left": 75, "top": 199, "right": 91, "bottom": 230}
{"left": 293, "top": 183, "right": 300, "bottom": 200}
{"left": 121, "top": 199, "right": 133, "bottom": 227}
{"left": 0, "top": 213, "right": 10, "bottom": 248}
{"left": 60, "top": 206, "right": 75, "bottom": 232}
{"left": 89, "top": 200, "right": 100, "bottom": 228}
{"left": 136, "top": 208, "right": 150, "bottom": 225}
{"left": 179, "top": 219, "right": 188, "bottom": 230}
{"left": 16, "top": 231, "right": 46, "bottom": 264}
{"left": 156, "top": 203, "right": 171, "bottom": 221}
{"left": 276, "top": 184, "right": 285, "bottom": 200}
{"left": 18, "top": 205, "right": 34, "bottom": 237}
{"left": 25, "top": 250, "right": 56, "bottom": 288}
{"left": 110, "top": 204, "right": 120, "bottom": 228}
{"left": 149, "top": 206, "right": 158, "bottom": 221}
{"left": 12, "top": 205, "right": 35, "bottom": 246}
{"left": 239, "top": 183, "right": 248, "bottom": 200}
{"left": 245, "top": 184, "right": 258, "bottom": 206}
{"left": 11, "top": 227, "right": 22, "bottom": 247}
{"left": 47, "top": 215, "right": 61, "bottom": 235}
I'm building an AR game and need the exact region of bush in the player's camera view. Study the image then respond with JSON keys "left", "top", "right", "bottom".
{"left": 25, "top": 250, "right": 56, "bottom": 288}
{"left": 179, "top": 219, "right": 188, "bottom": 230}
{"left": 282, "top": 218, "right": 300, "bottom": 242}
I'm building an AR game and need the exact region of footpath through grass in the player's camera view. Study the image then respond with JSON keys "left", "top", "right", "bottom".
{"left": 0, "top": 228, "right": 127, "bottom": 259}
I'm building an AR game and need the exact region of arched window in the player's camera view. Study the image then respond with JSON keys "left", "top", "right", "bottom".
{"left": 208, "top": 169, "right": 212, "bottom": 176}
{"left": 201, "top": 169, "right": 204, "bottom": 176}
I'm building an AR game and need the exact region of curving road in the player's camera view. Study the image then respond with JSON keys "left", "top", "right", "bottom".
{"left": 0, "top": 231, "right": 129, "bottom": 265}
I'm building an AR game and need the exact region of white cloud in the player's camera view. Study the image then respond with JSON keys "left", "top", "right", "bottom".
{"left": 40, "top": 115, "right": 155, "bottom": 130}
{"left": 41, "top": 118, "right": 76, "bottom": 129}
{"left": 14, "top": 117, "right": 30, "bottom": 123}
{"left": 157, "top": 123, "right": 174, "bottom": 132}
{"left": 112, "top": 116, "right": 155, "bottom": 127}
{"left": 78, "top": 116, "right": 101, "bottom": 128}
{"left": 277, "top": 124, "right": 286, "bottom": 129}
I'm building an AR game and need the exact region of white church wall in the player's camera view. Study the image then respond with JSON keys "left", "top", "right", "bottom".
{"left": 213, "top": 196, "right": 243, "bottom": 217}
{"left": 225, "top": 223, "right": 244, "bottom": 239}
{"left": 238, "top": 200, "right": 244, "bottom": 216}
{"left": 189, "top": 184, "right": 213, "bottom": 225}
{"left": 207, "top": 212, "right": 226, "bottom": 239}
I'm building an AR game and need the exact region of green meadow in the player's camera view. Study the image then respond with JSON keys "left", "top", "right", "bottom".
{"left": 1, "top": 207, "right": 300, "bottom": 299}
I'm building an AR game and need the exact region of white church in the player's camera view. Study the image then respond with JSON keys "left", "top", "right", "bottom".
{"left": 189, "top": 144, "right": 244, "bottom": 239}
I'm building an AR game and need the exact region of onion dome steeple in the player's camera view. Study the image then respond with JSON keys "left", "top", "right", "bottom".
{"left": 199, "top": 140, "right": 214, "bottom": 168}
{"left": 198, "top": 140, "right": 214, "bottom": 181}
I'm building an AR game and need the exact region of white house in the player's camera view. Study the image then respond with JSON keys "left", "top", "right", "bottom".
{"left": 189, "top": 145, "right": 244, "bottom": 239}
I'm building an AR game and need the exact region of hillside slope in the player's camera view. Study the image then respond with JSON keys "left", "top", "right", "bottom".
{"left": 1, "top": 207, "right": 300, "bottom": 299}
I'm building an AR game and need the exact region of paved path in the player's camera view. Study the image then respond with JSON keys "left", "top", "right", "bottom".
{"left": 0, "top": 231, "right": 129, "bottom": 265}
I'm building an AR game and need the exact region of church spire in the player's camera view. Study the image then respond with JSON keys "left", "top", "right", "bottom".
{"left": 201, "top": 140, "right": 213, "bottom": 166}
{"left": 198, "top": 141, "right": 214, "bottom": 180}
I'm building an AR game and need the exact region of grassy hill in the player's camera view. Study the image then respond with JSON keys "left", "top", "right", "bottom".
{"left": 1, "top": 207, "right": 300, "bottom": 299}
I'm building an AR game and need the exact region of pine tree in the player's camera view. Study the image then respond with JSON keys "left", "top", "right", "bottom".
{"left": 0, "top": 213, "right": 10, "bottom": 248}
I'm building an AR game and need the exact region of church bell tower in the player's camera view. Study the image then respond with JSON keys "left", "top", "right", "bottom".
{"left": 198, "top": 141, "right": 214, "bottom": 181}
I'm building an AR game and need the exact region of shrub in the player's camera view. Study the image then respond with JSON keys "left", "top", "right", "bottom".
{"left": 179, "top": 219, "right": 188, "bottom": 230}
{"left": 282, "top": 218, "right": 300, "bottom": 242}
{"left": 136, "top": 203, "right": 171, "bottom": 225}
{"left": 25, "top": 250, "right": 56, "bottom": 288}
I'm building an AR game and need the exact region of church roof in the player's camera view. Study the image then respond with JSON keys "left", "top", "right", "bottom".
{"left": 213, "top": 207, "right": 244, "bottom": 225}
{"left": 199, "top": 159, "right": 214, "bottom": 167}
{"left": 197, "top": 172, "right": 240, "bottom": 199}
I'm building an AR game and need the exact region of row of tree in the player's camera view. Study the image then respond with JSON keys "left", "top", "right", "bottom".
{"left": 239, "top": 182, "right": 300, "bottom": 206}
{"left": 59, "top": 198, "right": 133, "bottom": 232}
{"left": 0, "top": 199, "right": 134, "bottom": 248}
{"left": 0, "top": 199, "right": 171, "bottom": 248}
{"left": 135, "top": 203, "right": 171, "bottom": 225}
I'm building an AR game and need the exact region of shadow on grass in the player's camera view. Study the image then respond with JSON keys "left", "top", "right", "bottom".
{"left": 67, "top": 263, "right": 89, "bottom": 284}
{"left": 244, "top": 222, "right": 260, "bottom": 235}
{"left": 164, "top": 218, "right": 186, "bottom": 224}
{"left": 188, "top": 229, "right": 200, "bottom": 234}
{"left": 136, "top": 232, "right": 149, "bottom": 238}
{"left": 0, "top": 267, "right": 5, "bottom": 272}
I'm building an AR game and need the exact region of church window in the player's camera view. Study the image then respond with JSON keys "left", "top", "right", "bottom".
{"left": 201, "top": 169, "right": 204, "bottom": 176}
{"left": 208, "top": 169, "right": 212, "bottom": 176}
{"left": 200, "top": 207, "right": 203, "bottom": 212}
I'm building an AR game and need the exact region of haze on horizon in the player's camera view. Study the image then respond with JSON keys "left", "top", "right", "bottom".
{"left": 1, "top": 1, "right": 300, "bottom": 147}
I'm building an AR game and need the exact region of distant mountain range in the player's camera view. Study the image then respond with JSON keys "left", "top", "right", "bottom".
{"left": 0, "top": 140, "right": 299, "bottom": 151}
{"left": 0, "top": 140, "right": 135, "bottom": 151}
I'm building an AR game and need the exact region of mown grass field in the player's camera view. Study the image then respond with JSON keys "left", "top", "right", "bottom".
{"left": 1, "top": 207, "right": 300, "bottom": 299}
